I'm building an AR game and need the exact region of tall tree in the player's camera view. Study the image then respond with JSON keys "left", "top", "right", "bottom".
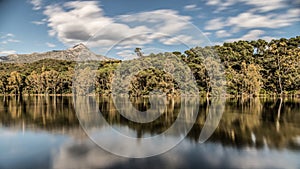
{"left": 241, "top": 63, "right": 262, "bottom": 96}
{"left": 264, "top": 38, "right": 299, "bottom": 95}
{"left": 44, "top": 70, "right": 60, "bottom": 94}
{"left": 8, "top": 71, "right": 26, "bottom": 95}
{"left": 25, "top": 71, "right": 40, "bottom": 94}
{"left": 0, "top": 72, "right": 9, "bottom": 94}
{"left": 134, "top": 48, "right": 143, "bottom": 57}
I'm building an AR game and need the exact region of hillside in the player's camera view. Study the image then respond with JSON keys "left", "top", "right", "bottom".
{"left": 0, "top": 43, "right": 110, "bottom": 63}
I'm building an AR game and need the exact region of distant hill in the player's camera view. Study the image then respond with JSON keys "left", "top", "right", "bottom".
{"left": 0, "top": 43, "right": 111, "bottom": 63}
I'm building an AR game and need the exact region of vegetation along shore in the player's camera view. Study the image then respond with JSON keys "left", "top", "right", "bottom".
{"left": 0, "top": 36, "right": 299, "bottom": 97}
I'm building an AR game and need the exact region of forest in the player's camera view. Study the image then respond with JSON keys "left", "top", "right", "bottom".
{"left": 0, "top": 36, "right": 299, "bottom": 97}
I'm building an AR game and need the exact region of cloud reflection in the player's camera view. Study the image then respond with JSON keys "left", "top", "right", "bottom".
{"left": 52, "top": 138, "right": 300, "bottom": 169}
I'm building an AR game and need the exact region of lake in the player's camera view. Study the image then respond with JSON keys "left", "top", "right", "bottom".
{"left": 0, "top": 96, "right": 299, "bottom": 169}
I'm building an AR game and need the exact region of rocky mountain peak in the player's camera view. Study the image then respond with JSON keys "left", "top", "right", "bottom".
{"left": 70, "top": 43, "right": 88, "bottom": 51}
{"left": 0, "top": 44, "right": 110, "bottom": 63}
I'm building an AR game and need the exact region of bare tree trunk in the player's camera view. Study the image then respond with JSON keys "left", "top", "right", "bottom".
{"left": 277, "top": 56, "right": 283, "bottom": 96}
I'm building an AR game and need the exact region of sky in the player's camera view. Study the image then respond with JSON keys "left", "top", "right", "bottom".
{"left": 0, "top": 0, "right": 299, "bottom": 59}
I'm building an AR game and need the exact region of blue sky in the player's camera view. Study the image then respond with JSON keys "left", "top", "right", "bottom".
{"left": 0, "top": 0, "right": 299, "bottom": 59}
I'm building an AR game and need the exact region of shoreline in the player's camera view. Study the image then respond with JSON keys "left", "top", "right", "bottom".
{"left": 0, "top": 93, "right": 299, "bottom": 98}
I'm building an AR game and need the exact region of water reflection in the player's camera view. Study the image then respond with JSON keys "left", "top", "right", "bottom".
{"left": 74, "top": 96, "right": 199, "bottom": 157}
{"left": 52, "top": 140, "right": 300, "bottom": 169}
{"left": 0, "top": 96, "right": 300, "bottom": 149}
{"left": 0, "top": 96, "right": 81, "bottom": 137}
{"left": 0, "top": 96, "right": 300, "bottom": 168}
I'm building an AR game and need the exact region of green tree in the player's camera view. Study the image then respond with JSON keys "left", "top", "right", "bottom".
{"left": 0, "top": 72, "right": 9, "bottom": 94}
{"left": 134, "top": 48, "right": 143, "bottom": 57}
{"left": 8, "top": 71, "right": 26, "bottom": 95}
{"left": 263, "top": 38, "right": 299, "bottom": 95}
{"left": 73, "top": 67, "right": 95, "bottom": 95}
{"left": 25, "top": 71, "right": 40, "bottom": 94}
{"left": 44, "top": 70, "right": 60, "bottom": 94}
{"left": 241, "top": 63, "right": 262, "bottom": 96}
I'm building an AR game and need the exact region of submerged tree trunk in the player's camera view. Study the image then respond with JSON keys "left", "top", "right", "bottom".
{"left": 206, "top": 91, "right": 209, "bottom": 101}
{"left": 276, "top": 97, "right": 283, "bottom": 132}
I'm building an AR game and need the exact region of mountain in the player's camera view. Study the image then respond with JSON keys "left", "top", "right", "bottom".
{"left": 0, "top": 44, "right": 111, "bottom": 63}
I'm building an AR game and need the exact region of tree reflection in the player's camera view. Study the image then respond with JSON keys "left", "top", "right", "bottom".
{"left": 0, "top": 96, "right": 299, "bottom": 150}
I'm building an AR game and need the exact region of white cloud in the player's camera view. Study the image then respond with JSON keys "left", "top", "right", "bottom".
{"left": 29, "top": 0, "right": 42, "bottom": 10}
{"left": 184, "top": 4, "right": 200, "bottom": 11}
{"left": 1, "top": 33, "right": 14, "bottom": 39}
{"left": 117, "top": 9, "right": 191, "bottom": 35}
{"left": 116, "top": 50, "right": 139, "bottom": 60}
{"left": 203, "top": 2, "right": 299, "bottom": 43}
{"left": 48, "top": 30, "right": 56, "bottom": 37}
{"left": 241, "top": 0, "right": 287, "bottom": 12}
{"left": 213, "top": 41, "right": 224, "bottom": 46}
{"left": 227, "top": 9, "right": 300, "bottom": 29}
{"left": 206, "top": 0, "right": 221, "bottom": 6}
{"left": 225, "top": 29, "right": 274, "bottom": 42}
{"left": 32, "top": 21, "right": 45, "bottom": 25}
{"left": 215, "top": 30, "right": 231, "bottom": 38}
{"left": 203, "top": 32, "right": 212, "bottom": 37}
{"left": 46, "top": 42, "right": 56, "bottom": 48}
{"left": 204, "top": 18, "right": 226, "bottom": 30}
{"left": 205, "top": 0, "right": 287, "bottom": 13}
{"left": 258, "top": 36, "right": 277, "bottom": 42}
{"left": 237, "top": 29, "right": 264, "bottom": 40}
{"left": 159, "top": 35, "right": 198, "bottom": 45}
{"left": 0, "top": 33, "right": 20, "bottom": 44}
{"left": 206, "top": 0, "right": 236, "bottom": 13}
{"left": 7, "top": 39, "right": 20, "bottom": 43}
{"left": 0, "top": 50, "right": 16, "bottom": 55}
{"left": 204, "top": 8, "right": 300, "bottom": 33}
{"left": 44, "top": 1, "right": 115, "bottom": 46}
{"left": 115, "top": 45, "right": 138, "bottom": 50}
{"left": 43, "top": 1, "right": 198, "bottom": 53}
{"left": 6, "top": 33, "right": 14, "bottom": 38}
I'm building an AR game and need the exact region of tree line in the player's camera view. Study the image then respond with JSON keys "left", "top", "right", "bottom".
{"left": 0, "top": 36, "right": 299, "bottom": 97}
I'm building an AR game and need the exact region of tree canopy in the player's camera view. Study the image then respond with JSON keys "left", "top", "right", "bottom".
{"left": 0, "top": 36, "right": 299, "bottom": 97}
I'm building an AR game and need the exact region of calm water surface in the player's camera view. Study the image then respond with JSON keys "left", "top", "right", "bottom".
{"left": 0, "top": 96, "right": 299, "bottom": 169}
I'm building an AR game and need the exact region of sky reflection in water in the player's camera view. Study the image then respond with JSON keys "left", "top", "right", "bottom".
{"left": 0, "top": 96, "right": 299, "bottom": 169}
